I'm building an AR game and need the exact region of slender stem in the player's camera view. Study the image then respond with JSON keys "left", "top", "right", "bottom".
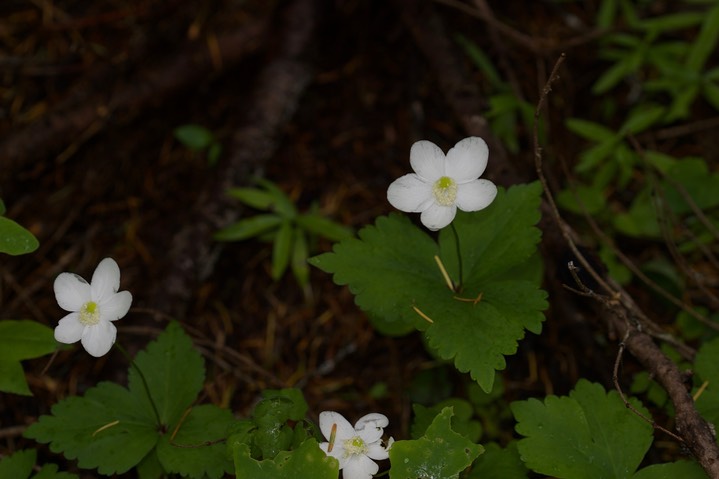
{"left": 450, "top": 223, "right": 464, "bottom": 291}
{"left": 114, "top": 342, "right": 162, "bottom": 426}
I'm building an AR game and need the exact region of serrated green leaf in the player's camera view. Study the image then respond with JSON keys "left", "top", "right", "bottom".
{"left": 0, "top": 320, "right": 57, "bottom": 361}
{"left": 24, "top": 381, "right": 158, "bottom": 475}
{"left": 173, "top": 124, "right": 215, "bottom": 150}
{"left": 0, "top": 449, "right": 35, "bottom": 479}
{"left": 512, "top": 379, "right": 653, "bottom": 479}
{"left": 24, "top": 322, "right": 206, "bottom": 476}
{"left": 632, "top": 460, "right": 707, "bottom": 479}
{"left": 231, "top": 438, "right": 338, "bottom": 479}
{"left": 310, "top": 184, "right": 547, "bottom": 392}
{"left": 253, "top": 389, "right": 309, "bottom": 459}
{"left": 0, "top": 216, "right": 39, "bottom": 255}
{"left": 130, "top": 321, "right": 205, "bottom": 427}
{"left": 467, "top": 442, "right": 529, "bottom": 479}
{"left": 226, "top": 187, "right": 276, "bottom": 210}
{"left": 295, "top": 214, "right": 353, "bottom": 242}
{"left": 271, "top": 221, "right": 294, "bottom": 280}
{"left": 412, "top": 399, "right": 482, "bottom": 442}
{"left": 32, "top": 464, "right": 78, "bottom": 479}
{"left": 214, "top": 214, "right": 283, "bottom": 241}
{"left": 156, "top": 405, "right": 236, "bottom": 479}
{"left": 389, "top": 407, "right": 483, "bottom": 479}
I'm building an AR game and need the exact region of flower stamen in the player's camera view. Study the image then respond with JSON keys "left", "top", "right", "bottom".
{"left": 432, "top": 176, "right": 458, "bottom": 206}
{"left": 79, "top": 301, "right": 101, "bottom": 326}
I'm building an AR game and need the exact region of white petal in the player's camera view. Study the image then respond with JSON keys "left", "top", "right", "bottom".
{"left": 91, "top": 258, "right": 121, "bottom": 304}
{"left": 355, "top": 413, "right": 388, "bottom": 444}
{"left": 409, "top": 140, "right": 445, "bottom": 181}
{"left": 366, "top": 442, "right": 389, "bottom": 461}
{"left": 80, "top": 321, "right": 117, "bottom": 357}
{"left": 420, "top": 204, "right": 457, "bottom": 231}
{"left": 387, "top": 174, "right": 434, "bottom": 213}
{"left": 455, "top": 179, "right": 498, "bottom": 212}
{"left": 54, "top": 313, "right": 84, "bottom": 344}
{"left": 319, "top": 411, "right": 355, "bottom": 441}
{"left": 100, "top": 291, "right": 133, "bottom": 322}
{"left": 54, "top": 273, "right": 90, "bottom": 312}
{"left": 319, "top": 442, "right": 347, "bottom": 467}
{"left": 343, "top": 455, "right": 378, "bottom": 479}
{"left": 445, "top": 136, "right": 488, "bottom": 182}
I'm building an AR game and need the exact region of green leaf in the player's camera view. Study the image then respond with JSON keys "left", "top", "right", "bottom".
{"left": 389, "top": 407, "right": 483, "bottom": 479}
{"left": 0, "top": 198, "right": 6, "bottom": 215}
{"left": 156, "top": 405, "right": 236, "bottom": 479}
{"left": 0, "top": 449, "right": 35, "bottom": 479}
{"left": 467, "top": 442, "right": 529, "bottom": 479}
{"left": 0, "top": 360, "right": 33, "bottom": 395}
{"left": 693, "top": 337, "right": 719, "bottom": 425}
{"left": 271, "top": 221, "right": 294, "bottom": 280}
{"left": 556, "top": 185, "right": 606, "bottom": 215}
{"left": 295, "top": 214, "right": 353, "bottom": 242}
{"left": 311, "top": 184, "right": 547, "bottom": 392}
{"left": 226, "top": 187, "right": 276, "bottom": 210}
{"left": 565, "top": 119, "right": 616, "bottom": 142}
{"left": 637, "top": 12, "right": 704, "bottom": 32}
{"left": 256, "top": 179, "right": 297, "bottom": 218}
{"left": 512, "top": 379, "right": 653, "bottom": 479}
{"left": 24, "top": 381, "right": 159, "bottom": 475}
{"left": 632, "top": 460, "right": 707, "bottom": 479}
{"left": 412, "top": 399, "right": 482, "bottom": 442}
{"left": 686, "top": 4, "right": 719, "bottom": 72}
{"left": 0, "top": 320, "right": 57, "bottom": 395}
{"left": 231, "top": 438, "right": 338, "bottom": 479}
{"left": 291, "top": 230, "right": 310, "bottom": 288}
{"left": 214, "top": 214, "right": 283, "bottom": 241}
{"left": 0, "top": 216, "right": 39, "bottom": 255}
{"left": 24, "top": 322, "right": 206, "bottom": 476}
{"left": 663, "top": 158, "right": 719, "bottom": 213}
{"left": 174, "top": 124, "right": 215, "bottom": 150}
{"left": 253, "top": 389, "right": 309, "bottom": 459}
{"left": 130, "top": 321, "right": 205, "bottom": 427}
{"left": 619, "top": 104, "right": 665, "bottom": 136}
{"left": 0, "top": 320, "right": 57, "bottom": 361}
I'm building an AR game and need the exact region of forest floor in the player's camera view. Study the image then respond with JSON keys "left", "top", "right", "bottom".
{"left": 1, "top": 0, "right": 717, "bottom": 477}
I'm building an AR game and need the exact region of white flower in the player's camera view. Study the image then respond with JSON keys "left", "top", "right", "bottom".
{"left": 53, "top": 257, "right": 132, "bottom": 357}
{"left": 319, "top": 411, "right": 393, "bottom": 479}
{"left": 387, "top": 136, "right": 498, "bottom": 230}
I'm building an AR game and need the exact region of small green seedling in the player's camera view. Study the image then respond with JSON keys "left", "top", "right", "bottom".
{"left": 173, "top": 124, "right": 223, "bottom": 166}
{"left": 215, "top": 179, "right": 352, "bottom": 295}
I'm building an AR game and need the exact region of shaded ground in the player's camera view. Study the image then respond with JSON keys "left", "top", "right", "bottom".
{"left": 2, "top": 0, "right": 716, "bottom": 476}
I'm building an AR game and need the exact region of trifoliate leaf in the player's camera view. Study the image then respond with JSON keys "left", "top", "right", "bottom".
{"left": 511, "top": 379, "right": 653, "bottom": 479}
{"left": 156, "top": 405, "right": 236, "bottom": 479}
{"left": 231, "top": 438, "right": 337, "bottom": 479}
{"left": 0, "top": 216, "right": 39, "bottom": 255}
{"left": 467, "top": 442, "right": 528, "bottom": 479}
{"left": 130, "top": 321, "right": 205, "bottom": 427}
{"left": 24, "top": 381, "right": 158, "bottom": 475}
{"left": 389, "top": 407, "right": 483, "bottom": 479}
{"left": 311, "top": 183, "right": 547, "bottom": 392}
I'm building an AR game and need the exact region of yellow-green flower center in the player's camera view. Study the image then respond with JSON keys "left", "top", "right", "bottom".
{"left": 432, "top": 176, "right": 457, "bottom": 206}
{"left": 79, "top": 301, "right": 101, "bottom": 326}
{"left": 343, "top": 436, "right": 368, "bottom": 457}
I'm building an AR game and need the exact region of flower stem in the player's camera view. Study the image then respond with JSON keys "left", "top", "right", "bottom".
{"left": 114, "top": 342, "right": 162, "bottom": 426}
{"left": 450, "top": 223, "right": 464, "bottom": 291}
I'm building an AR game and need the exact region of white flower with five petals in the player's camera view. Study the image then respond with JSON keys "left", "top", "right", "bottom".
{"left": 319, "top": 411, "right": 393, "bottom": 479}
{"left": 387, "top": 136, "right": 498, "bottom": 230}
{"left": 53, "top": 257, "right": 132, "bottom": 357}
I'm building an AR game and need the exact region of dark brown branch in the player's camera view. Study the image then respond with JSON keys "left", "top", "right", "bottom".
{"left": 150, "top": 0, "right": 320, "bottom": 318}
{"left": 535, "top": 56, "right": 719, "bottom": 478}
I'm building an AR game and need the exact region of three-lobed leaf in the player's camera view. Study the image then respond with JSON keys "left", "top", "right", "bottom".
{"left": 511, "top": 379, "right": 653, "bottom": 479}
{"left": 310, "top": 183, "right": 547, "bottom": 392}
